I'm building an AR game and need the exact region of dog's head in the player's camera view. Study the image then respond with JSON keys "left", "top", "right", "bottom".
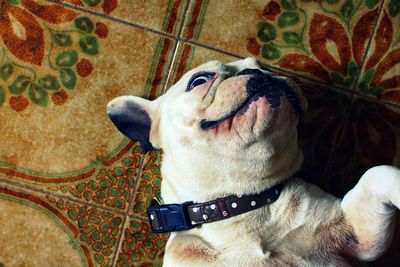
{"left": 107, "top": 58, "right": 307, "bottom": 200}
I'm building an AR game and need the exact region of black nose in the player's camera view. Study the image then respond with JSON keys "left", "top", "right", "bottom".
{"left": 235, "top": 68, "right": 266, "bottom": 77}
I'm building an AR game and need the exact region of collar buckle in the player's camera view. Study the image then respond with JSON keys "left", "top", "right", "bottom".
{"left": 147, "top": 200, "right": 194, "bottom": 233}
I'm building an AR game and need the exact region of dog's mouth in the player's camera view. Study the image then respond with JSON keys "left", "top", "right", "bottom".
{"left": 200, "top": 70, "right": 302, "bottom": 131}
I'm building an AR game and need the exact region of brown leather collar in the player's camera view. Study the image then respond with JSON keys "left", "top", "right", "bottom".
{"left": 147, "top": 182, "right": 285, "bottom": 233}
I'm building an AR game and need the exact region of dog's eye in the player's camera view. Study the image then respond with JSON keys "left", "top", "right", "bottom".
{"left": 187, "top": 72, "right": 215, "bottom": 91}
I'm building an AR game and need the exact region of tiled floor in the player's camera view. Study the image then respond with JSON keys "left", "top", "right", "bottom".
{"left": 0, "top": 0, "right": 399, "bottom": 266}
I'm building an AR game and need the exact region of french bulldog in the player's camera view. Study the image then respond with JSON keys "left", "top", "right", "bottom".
{"left": 107, "top": 58, "right": 400, "bottom": 266}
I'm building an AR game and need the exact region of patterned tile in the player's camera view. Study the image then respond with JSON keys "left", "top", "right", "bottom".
{"left": 0, "top": 182, "right": 124, "bottom": 266}
{"left": 58, "top": 0, "right": 188, "bottom": 36}
{"left": 130, "top": 151, "right": 162, "bottom": 217}
{"left": 0, "top": 1, "right": 175, "bottom": 209}
{"left": 356, "top": 0, "right": 400, "bottom": 106}
{"left": 182, "top": 0, "right": 383, "bottom": 88}
{"left": 115, "top": 217, "right": 169, "bottom": 267}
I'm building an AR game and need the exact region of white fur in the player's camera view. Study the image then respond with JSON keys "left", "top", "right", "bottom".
{"left": 108, "top": 58, "right": 400, "bottom": 266}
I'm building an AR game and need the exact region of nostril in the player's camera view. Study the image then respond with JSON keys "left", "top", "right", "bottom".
{"left": 235, "top": 68, "right": 265, "bottom": 77}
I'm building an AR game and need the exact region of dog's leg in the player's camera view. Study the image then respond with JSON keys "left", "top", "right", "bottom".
{"left": 340, "top": 165, "right": 400, "bottom": 261}
{"left": 163, "top": 234, "right": 221, "bottom": 267}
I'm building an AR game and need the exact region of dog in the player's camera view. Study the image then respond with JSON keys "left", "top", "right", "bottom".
{"left": 107, "top": 58, "right": 400, "bottom": 266}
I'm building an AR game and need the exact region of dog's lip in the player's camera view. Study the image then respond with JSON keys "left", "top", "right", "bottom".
{"left": 200, "top": 89, "right": 264, "bottom": 130}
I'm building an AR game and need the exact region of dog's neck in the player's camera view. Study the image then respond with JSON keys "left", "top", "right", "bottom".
{"left": 160, "top": 133, "right": 303, "bottom": 204}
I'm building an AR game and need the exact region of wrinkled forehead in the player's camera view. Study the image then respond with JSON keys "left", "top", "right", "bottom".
{"left": 175, "top": 58, "right": 264, "bottom": 86}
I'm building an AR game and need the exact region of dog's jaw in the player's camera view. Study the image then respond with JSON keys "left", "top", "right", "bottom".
{"left": 152, "top": 59, "right": 305, "bottom": 204}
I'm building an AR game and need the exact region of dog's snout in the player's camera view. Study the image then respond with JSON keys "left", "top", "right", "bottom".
{"left": 235, "top": 68, "right": 265, "bottom": 77}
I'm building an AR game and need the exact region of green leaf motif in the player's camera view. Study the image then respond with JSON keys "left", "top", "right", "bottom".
{"left": 365, "top": 0, "right": 378, "bottom": 8}
{"left": 278, "top": 12, "right": 300, "bottom": 27}
{"left": 0, "top": 63, "right": 13, "bottom": 81}
{"left": 38, "top": 75, "right": 61, "bottom": 91}
{"left": 282, "top": 31, "right": 302, "bottom": 44}
{"left": 29, "top": 84, "right": 48, "bottom": 106}
{"left": 59, "top": 68, "right": 77, "bottom": 89}
{"left": 9, "top": 75, "right": 31, "bottom": 95}
{"left": 56, "top": 50, "right": 79, "bottom": 67}
{"left": 341, "top": 0, "right": 355, "bottom": 19}
{"left": 74, "top": 17, "right": 95, "bottom": 33}
{"left": 257, "top": 22, "right": 277, "bottom": 42}
{"left": 82, "top": 0, "right": 101, "bottom": 7}
{"left": 53, "top": 33, "right": 73, "bottom": 47}
{"left": 281, "top": 0, "right": 297, "bottom": 10}
{"left": 79, "top": 35, "right": 99, "bottom": 55}
{"left": 330, "top": 71, "right": 345, "bottom": 84}
{"left": 388, "top": 0, "right": 400, "bottom": 17}
{"left": 369, "top": 86, "right": 384, "bottom": 96}
{"left": 363, "top": 68, "right": 375, "bottom": 83}
{"left": 347, "top": 61, "right": 358, "bottom": 78}
{"left": 0, "top": 86, "right": 5, "bottom": 107}
{"left": 6, "top": 0, "right": 19, "bottom": 6}
{"left": 327, "top": 0, "right": 339, "bottom": 4}
{"left": 360, "top": 82, "right": 369, "bottom": 93}
{"left": 261, "top": 44, "right": 281, "bottom": 60}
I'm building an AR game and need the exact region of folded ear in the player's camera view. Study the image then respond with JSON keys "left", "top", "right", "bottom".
{"left": 107, "top": 96, "right": 159, "bottom": 153}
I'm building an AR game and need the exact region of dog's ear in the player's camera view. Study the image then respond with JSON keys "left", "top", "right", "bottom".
{"left": 107, "top": 96, "right": 160, "bottom": 153}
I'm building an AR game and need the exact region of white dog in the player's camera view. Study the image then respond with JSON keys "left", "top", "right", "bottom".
{"left": 107, "top": 58, "right": 400, "bottom": 266}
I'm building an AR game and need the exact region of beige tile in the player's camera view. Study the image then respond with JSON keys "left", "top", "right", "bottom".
{"left": 0, "top": 2, "right": 174, "bottom": 170}
{"left": 0, "top": 182, "right": 124, "bottom": 266}
{"left": 60, "top": 0, "right": 188, "bottom": 35}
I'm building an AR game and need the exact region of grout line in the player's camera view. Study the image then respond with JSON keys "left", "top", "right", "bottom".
{"left": 184, "top": 40, "right": 244, "bottom": 59}
{"left": 353, "top": 90, "right": 400, "bottom": 109}
{"left": 46, "top": 0, "right": 360, "bottom": 97}
{"left": 320, "top": 93, "right": 355, "bottom": 190}
{"left": 0, "top": 177, "right": 126, "bottom": 215}
{"left": 128, "top": 213, "right": 148, "bottom": 221}
{"left": 161, "top": 41, "right": 181, "bottom": 94}
{"left": 177, "top": 0, "right": 191, "bottom": 38}
{"left": 160, "top": 0, "right": 191, "bottom": 94}
{"left": 320, "top": 0, "right": 387, "bottom": 190}
{"left": 351, "top": 0, "right": 386, "bottom": 92}
{"left": 45, "top": 0, "right": 177, "bottom": 39}
{"left": 47, "top": 0, "right": 394, "bottom": 104}
{"left": 111, "top": 215, "right": 128, "bottom": 267}
{"left": 111, "top": 154, "right": 146, "bottom": 266}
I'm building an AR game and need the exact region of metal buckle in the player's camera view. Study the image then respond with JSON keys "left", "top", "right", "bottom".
{"left": 147, "top": 200, "right": 194, "bottom": 233}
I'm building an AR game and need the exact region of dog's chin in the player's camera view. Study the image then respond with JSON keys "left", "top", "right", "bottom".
{"left": 201, "top": 96, "right": 275, "bottom": 137}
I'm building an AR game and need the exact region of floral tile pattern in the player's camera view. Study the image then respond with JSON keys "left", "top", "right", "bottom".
{"left": 1, "top": 0, "right": 400, "bottom": 266}
{"left": 59, "top": 0, "right": 188, "bottom": 36}
{"left": 130, "top": 151, "right": 162, "bottom": 218}
{"left": 116, "top": 217, "right": 169, "bottom": 267}
{"left": 356, "top": 0, "right": 400, "bottom": 105}
{"left": 182, "top": 0, "right": 383, "bottom": 89}
{"left": 0, "top": 182, "right": 124, "bottom": 266}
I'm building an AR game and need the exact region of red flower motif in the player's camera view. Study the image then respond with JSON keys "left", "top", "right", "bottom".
{"left": 276, "top": 9, "right": 380, "bottom": 81}
{"left": 0, "top": 0, "right": 77, "bottom": 66}
{"left": 76, "top": 58, "right": 93, "bottom": 77}
{"left": 95, "top": 22, "right": 108, "bottom": 39}
{"left": 9, "top": 95, "right": 29, "bottom": 111}
{"left": 261, "top": 0, "right": 281, "bottom": 21}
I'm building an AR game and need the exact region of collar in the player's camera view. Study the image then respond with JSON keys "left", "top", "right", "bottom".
{"left": 147, "top": 182, "right": 285, "bottom": 233}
